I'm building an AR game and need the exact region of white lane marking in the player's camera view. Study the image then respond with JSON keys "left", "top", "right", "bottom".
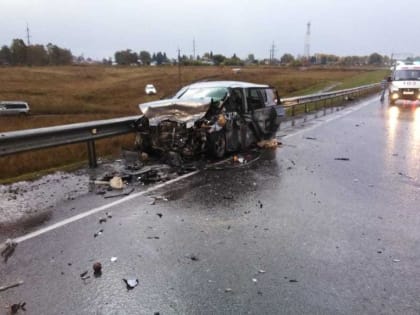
{"left": 14, "top": 170, "right": 200, "bottom": 243}
{"left": 13, "top": 96, "right": 377, "bottom": 244}
{"left": 281, "top": 96, "right": 376, "bottom": 139}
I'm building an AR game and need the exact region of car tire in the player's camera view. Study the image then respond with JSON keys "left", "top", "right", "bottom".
{"left": 208, "top": 131, "right": 226, "bottom": 159}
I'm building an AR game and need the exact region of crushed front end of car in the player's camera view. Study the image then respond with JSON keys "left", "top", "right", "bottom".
{"left": 134, "top": 97, "right": 227, "bottom": 159}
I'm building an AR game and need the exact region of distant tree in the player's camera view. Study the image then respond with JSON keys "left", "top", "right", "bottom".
{"left": 212, "top": 54, "right": 226, "bottom": 65}
{"left": 10, "top": 39, "right": 27, "bottom": 65}
{"left": 114, "top": 49, "right": 138, "bottom": 65}
{"left": 368, "top": 53, "right": 383, "bottom": 65}
{"left": 280, "top": 53, "right": 295, "bottom": 64}
{"left": 46, "top": 43, "right": 72, "bottom": 65}
{"left": 152, "top": 51, "right": 169, "bottom": 65}
{"left": 27, "top": 44, "right": 48, "bottom": 66}
{"left": 246, "top": 53, "right": 257, "bottom": 64}
{"left": 0, "top": 45, "right": 11, "bottom": 65}
{"left": 102, "top": 57, "right": 112, "bottom": 65}
{"left": 224, "top": 53, "right": 243, "bottom": 66}
{"left": 139, "top": 50, "right": 151, "bottom": 65}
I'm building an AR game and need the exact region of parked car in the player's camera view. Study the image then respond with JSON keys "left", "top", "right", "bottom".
{"left": 0, "top": 101, "right": 30, "bottom": 115}
{"left": 145, "top": 84, "right": 157, "bottom": 95}
{"left": 135, "top": 81, "right": 284, "bottom": 159}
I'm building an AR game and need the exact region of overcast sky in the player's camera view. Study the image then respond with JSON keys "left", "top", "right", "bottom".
{"left": 1, "top": 0, "right": 419, "bottom": 60}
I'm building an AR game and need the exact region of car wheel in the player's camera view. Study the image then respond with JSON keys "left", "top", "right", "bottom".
{"left": 208, "top": 131, "right": 226, "bottom": 159}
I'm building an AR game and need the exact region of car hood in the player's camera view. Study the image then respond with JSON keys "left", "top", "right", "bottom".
{"left": 139, "top": 98, "right": 212, "bottom": 125}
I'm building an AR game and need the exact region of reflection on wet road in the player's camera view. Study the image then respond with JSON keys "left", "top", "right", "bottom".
{"left": 384, "top": 105, "right": 420, "bottom": 180}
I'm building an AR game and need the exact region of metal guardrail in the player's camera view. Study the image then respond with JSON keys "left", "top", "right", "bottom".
{"left": 0, "top": 83, "right": 381, "bottom": 168}
{"left": 281, "top": 83, "right": 380, "bottom": 126}
{"left": 0, "top": 116, "right": 139, "bottom": 167}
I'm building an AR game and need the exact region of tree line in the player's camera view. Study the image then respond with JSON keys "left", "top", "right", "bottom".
{"left": 0, "top": 38, "right": 395, "bottom": 67}
{"left": 0, "top": 38, "right": 73, "bottom": 66}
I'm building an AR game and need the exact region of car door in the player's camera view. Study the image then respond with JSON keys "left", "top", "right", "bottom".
{"left": 244, "top": 88, "right": 281, "bottom": 139}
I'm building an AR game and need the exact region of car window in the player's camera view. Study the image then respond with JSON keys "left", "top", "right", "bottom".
{"left": 264, "top": 88, "right": 278, "bottom": 106}
{"left": 176, "top": 87, "right": 228, "bottom": 102}
{"left": 246, "top": 88, "right": 265, "bottom": 111}
{"left": 4, "top": 104, "right": 27, "bottom": 109}
{"left": 226, "top": 88, "right": 244, "bottom": 112}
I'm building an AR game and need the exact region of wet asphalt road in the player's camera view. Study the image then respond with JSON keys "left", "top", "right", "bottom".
{"left": 2, "top": 95, "right": 420, "bottom": 314}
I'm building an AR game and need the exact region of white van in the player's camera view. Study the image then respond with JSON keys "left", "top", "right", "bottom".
{"left": 389, "top": 61, "right": 420, "bottom": 105}
{"left": 0, "top": 101, "right": 30, "bottom": 115}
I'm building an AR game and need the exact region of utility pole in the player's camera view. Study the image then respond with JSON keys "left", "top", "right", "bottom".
{"left": 193, "top": 38, "right": 196, "bottom": 60}
{"left": 26, "top": 23, "right": 31, "bottom": 45}
{"left": 304, "top": 22, "right": 311, "bottom": 60}
{"left": 269, "top": 42, "right": 276, "bottom": 64}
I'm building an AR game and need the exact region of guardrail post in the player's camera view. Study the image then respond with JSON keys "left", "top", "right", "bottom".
{"left": 87, "top": 140, "right": 97, "bottom": 168}
{"left": 323, "top": 99, "right": 327, "bottom": 116}
{"left": 291, "top": 105, "right": 295, "bottom": 126}
{"left": 304, "top": 104, "right": 308, "bottom": 122}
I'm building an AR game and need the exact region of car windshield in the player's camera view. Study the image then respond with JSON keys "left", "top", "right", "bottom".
{"left": 176, "top": 87, "right": 228, "bottom": 102}
{"left": 394, "top": 70, "right": 420, "bottom": 81}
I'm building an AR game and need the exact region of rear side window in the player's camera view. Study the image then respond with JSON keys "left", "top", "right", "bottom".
{"left": 264, "top": 88, "right": 279, "bottom": 106}
{"left": 246, "top": 88, "right": 265, "bottom": 111}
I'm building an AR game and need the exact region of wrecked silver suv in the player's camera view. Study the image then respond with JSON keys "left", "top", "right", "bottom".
{"left": 134, "top": 81, "right": 284, "bottom": 159}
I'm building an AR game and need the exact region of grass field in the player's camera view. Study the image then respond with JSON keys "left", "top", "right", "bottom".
{"left": 0, "top": 65, "right": 388, "bottom": 181}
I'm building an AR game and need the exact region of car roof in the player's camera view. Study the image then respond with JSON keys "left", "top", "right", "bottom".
{"left": 0, "top": 101, "right": 28, "bottom": 105}
{"left": 184, "top": 80, "right": 270, "bottom": 89}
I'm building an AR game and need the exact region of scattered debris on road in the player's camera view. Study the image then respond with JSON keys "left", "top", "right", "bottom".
{"left": 1, "top": 238, "right": 17, "bottom": 263}
{"left": 10, "top": 302, "right": 26, "bottom": 314}
{"left": 80, "top": 271, "right": 88, "bottom": 278}
{"left": 258, "top": 270, "right": 266, "bottom": 274}
{"left": 186, "top": 254, "right": 199, "bottom": 261}
{"left": 110, "top": 257, "right": 118, "bottom": 262}
{"left": 93, "top": 229, "right": 104, "bottom": 238}
{"left": 104, "top": 188, "right": 135, "bottom": 199}
{"left": 305, "top": 137, "right": 317, "bottom": 140}
{"left": 257, "top": 200, "right": 263, "bottom": 208}
{"left": 91, "top": 176, "right": 125, "bottom": 190}
{"left": 225, "top": 288, "right": 233, "bottom": 292}
{"left": 252, "top": 278, "right": 258, "bottom": 283}
{"left": 289, "top": 279, "right": 298, "bottom": 283}
{"left": 98, "top": 217, "right": 107, "bottom": 224}
{"left": 0, "top": 280, "right": 24, "bottom": 292}
{"left": 397, "top": 172, "right": 414, "bottom": 179}
{"left": 93, "top": 262, "right": 102, "bottom": 276}
{"left": 123, "top": 278, "right": 139, "bottom": 290}
{"left": 257, "top": 138, "right": 281, "bottom": 149}
{"left": 334, "top": 157, "right": 350, "bottom": 161}
{"left": 156, "top": 213, "right": 163, "bottom": 218}
{"left": 393, "top": 259, "right": 401, "bottom": 263}
{"left": 148, "top": 195, "right": 169, "bottom": 205}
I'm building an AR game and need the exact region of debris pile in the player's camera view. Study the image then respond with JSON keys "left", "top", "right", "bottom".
{"left": 1, "top": 238, "right": 17, "bottom": 263}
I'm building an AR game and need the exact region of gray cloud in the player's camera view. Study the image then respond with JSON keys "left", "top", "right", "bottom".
{"left": 1, "top": 0, "right": 419, "bottom": 60}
